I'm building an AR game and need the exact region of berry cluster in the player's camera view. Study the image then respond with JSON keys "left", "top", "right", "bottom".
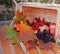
{"left": 31, "top": 17, "right": 56, "bottom": 43}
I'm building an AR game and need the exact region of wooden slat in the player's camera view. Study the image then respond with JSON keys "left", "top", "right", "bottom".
{"left": 1, "top": 40, "right": 12, "bottom": 54}
{"left": 20, "top": 42, "right": 29, "bottom": 54}
{"left": 23, "top": 42, "right": 38, "bottom": 54}
{"left": 36, "top": 46, "right": 42, "bottom": 54}
{"left": 9, "top": 44, "right": 16, "bottom": 54}
{"left": 38, "top": 43, "right": 60, "bottom": 54}
{"left": 40, "top": 48, "right": 51, "bottom": 54}
{"left": 0, "top": 42, "right": 4, "bottom": 54}
{"left": 13, "top": 44, "right": 25, "bottom": 54}
{"left": 38, "top": 46, "right": 51, "bottom": 54}
{"left": 51, "top": 43, "right": 60, "bottom": 54}
{"left": 29, "top": 48, "right": 38, "bottom": 54}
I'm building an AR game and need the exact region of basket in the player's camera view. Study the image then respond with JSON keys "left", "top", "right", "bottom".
{"left": 12, "top": 1, "right": 60, "bottom": 45}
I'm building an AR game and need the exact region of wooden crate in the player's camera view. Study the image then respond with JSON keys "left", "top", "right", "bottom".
{"left": 14, "top": 2, "right": 60, "bottom": 37}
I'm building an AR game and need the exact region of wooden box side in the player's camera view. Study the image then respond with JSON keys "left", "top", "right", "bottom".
{"left": 22, "top": 6, "right": 57, "bottom": 23}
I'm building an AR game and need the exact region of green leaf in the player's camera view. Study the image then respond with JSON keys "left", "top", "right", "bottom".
{"left": 57, "top": 41, "right": 60, "bottom": 45}
{"left": 6, "top": 26, "right": 21, "bottom": 44}
{"left": 11, "top": 37, "right": 20, "bottom": 44}
{"left": 21, "top": 16, "right": 26, "bottom": 23}
{"left": 6, "top": 26, "right": 18, "bottom": 39}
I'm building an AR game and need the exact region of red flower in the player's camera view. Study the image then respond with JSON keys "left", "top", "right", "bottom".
{"left": 33, "top": 17, "right": 37, "bottom": 21}
{"left": 49, "top": 23, "right": 56, "bottom": 36}
{"left": 39, "top": 18, "right": 47, "bottom": 26}
{"left": 33, "top": 22, "right": 39, "bottom": 30}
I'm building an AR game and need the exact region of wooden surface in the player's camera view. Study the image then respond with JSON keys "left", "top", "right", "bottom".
{"left": 0, "top": 31, "right": 60, "bottom": 54}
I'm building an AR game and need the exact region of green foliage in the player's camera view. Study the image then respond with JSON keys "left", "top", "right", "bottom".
{"left": 6, "top": 26, "right": 20, "bottom": 44}
{"left": 0, "top": 7, "right": 14, "bottom": 21}
{"left": 6, "top": 26, "right": 18, "bottom": 39}
{"left": 5, "top": 0, "right": 13, "bottom": 7}
{"left": 11, "top": 37, "right": 20, "bottom": 44}
{"left": 0, "top": 0, "right": 14, "bottom": 21}
{"left": 28, "top": 0, "right": 32, "bottom": 2}
{"left": 41, "top": 0, "right": 48, "bottom": 3}
{"left": 16, "top": 0, "right": 21, "bottom": 3}
{"left": 21, "top": 16, "right": 26, "bottom": 23}
{"left": 0, "top": 0, "right": 5, "bottom": 4}
{"left": 57, "top": 40, "right": 60, "bottom": 45}
{"left": 56, "top": 0, "right": 60, "bottom": 4}
{"left": 0, "top": 0, "right": 13, "bottom": 7}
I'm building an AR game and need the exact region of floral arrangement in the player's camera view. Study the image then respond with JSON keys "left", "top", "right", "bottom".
{"left": 5, "top": 11, "right": 36, "bottom": 45}
{"left": 4, "top": 10, "right": 57, "bottom": 51}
